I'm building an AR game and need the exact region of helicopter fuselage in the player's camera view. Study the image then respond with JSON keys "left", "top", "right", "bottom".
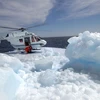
{"left": 4, "top": 31, "right": 47, "bottom": 50}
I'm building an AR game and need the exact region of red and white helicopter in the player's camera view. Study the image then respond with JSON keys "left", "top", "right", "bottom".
{"left": 0, "top": 24, "right": 47, "bottom": 53}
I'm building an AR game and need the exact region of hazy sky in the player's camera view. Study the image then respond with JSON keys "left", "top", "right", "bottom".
{"left": 0, "top": 0, "right": 100, "bottom": 37}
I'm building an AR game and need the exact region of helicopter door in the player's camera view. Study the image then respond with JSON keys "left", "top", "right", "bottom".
{"left": 24, "top": 37, "right": 30, "bottom": 46}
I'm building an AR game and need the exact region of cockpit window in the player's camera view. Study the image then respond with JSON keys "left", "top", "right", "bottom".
{"left": 35, "top": 36, "right": 40, "bottom": 41}
{"left": 31, "top": 36, "right": 35, "bottom": 42}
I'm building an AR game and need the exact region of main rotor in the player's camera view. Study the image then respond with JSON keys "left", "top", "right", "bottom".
{"left": 0, "top": 23, "right": 46, "bottom": 32}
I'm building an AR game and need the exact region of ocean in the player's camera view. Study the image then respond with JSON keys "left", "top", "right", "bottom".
{"left": 0, "top": 36, "right": 71, "bottom": 53}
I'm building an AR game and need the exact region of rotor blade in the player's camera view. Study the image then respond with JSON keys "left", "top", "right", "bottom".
{"left": 0, "top": 26, "right": 19, "bottom": 30}
{"left": 26, "top": 23, "right": 47, "bottom": 29}
{"left": 8, "top": 29, "right": 19, "bottom": 31}
{"left": 33, "top": 29, "right": 52, "bottom": 32}
{"left": 8, "top": 28, "right": 26, "bottom": 32}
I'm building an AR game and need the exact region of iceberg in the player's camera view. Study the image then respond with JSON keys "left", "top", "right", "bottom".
{"left": 65, "top": 31, "right": 100, "bottom": 76}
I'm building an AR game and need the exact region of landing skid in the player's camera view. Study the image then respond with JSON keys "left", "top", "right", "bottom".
{"left": 21, "top": 49, "right": 42, "bottom": 54}
{"left": 6, "top": 49, "right": 42, "bottom": 54}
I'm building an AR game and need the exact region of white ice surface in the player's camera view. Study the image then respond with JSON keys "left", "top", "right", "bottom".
{"left": 0, "top": 33, "right": 100, "bottom": 100}
{"left": 0, "top": 67, "right": 23, "bottom": 100}
{"left": 0, "top": 53, "right": 23, "bottom": 73}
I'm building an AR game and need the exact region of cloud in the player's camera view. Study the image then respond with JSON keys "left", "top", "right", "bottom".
{"left": 57, "top": 0, "right": 100, "bottom": 19}
{"left": 0, "top": 0, "right": 55, "bottom": 27}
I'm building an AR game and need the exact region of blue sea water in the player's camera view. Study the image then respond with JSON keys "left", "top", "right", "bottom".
{"left": 0, "top": 36, "right": 71, "bottom": 53}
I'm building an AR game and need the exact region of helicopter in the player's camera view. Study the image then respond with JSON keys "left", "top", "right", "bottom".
{"left": 0, "top": 24, "right": 47, "bottom": 53}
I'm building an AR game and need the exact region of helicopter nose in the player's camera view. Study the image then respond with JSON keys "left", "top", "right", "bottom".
{"left": 41, "top": 40, "right": 47, "bottom": 46}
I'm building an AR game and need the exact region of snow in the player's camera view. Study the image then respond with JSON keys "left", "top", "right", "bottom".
{"left": 0, "top": 31, "right": 100, "bottom": 100}
{"left": 0, "top": 53, "right": 23, "bottom": 73}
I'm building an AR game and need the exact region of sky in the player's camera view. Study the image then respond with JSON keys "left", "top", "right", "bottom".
{"left": 0, "top": 0, "right": 100, "bottom": 37}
